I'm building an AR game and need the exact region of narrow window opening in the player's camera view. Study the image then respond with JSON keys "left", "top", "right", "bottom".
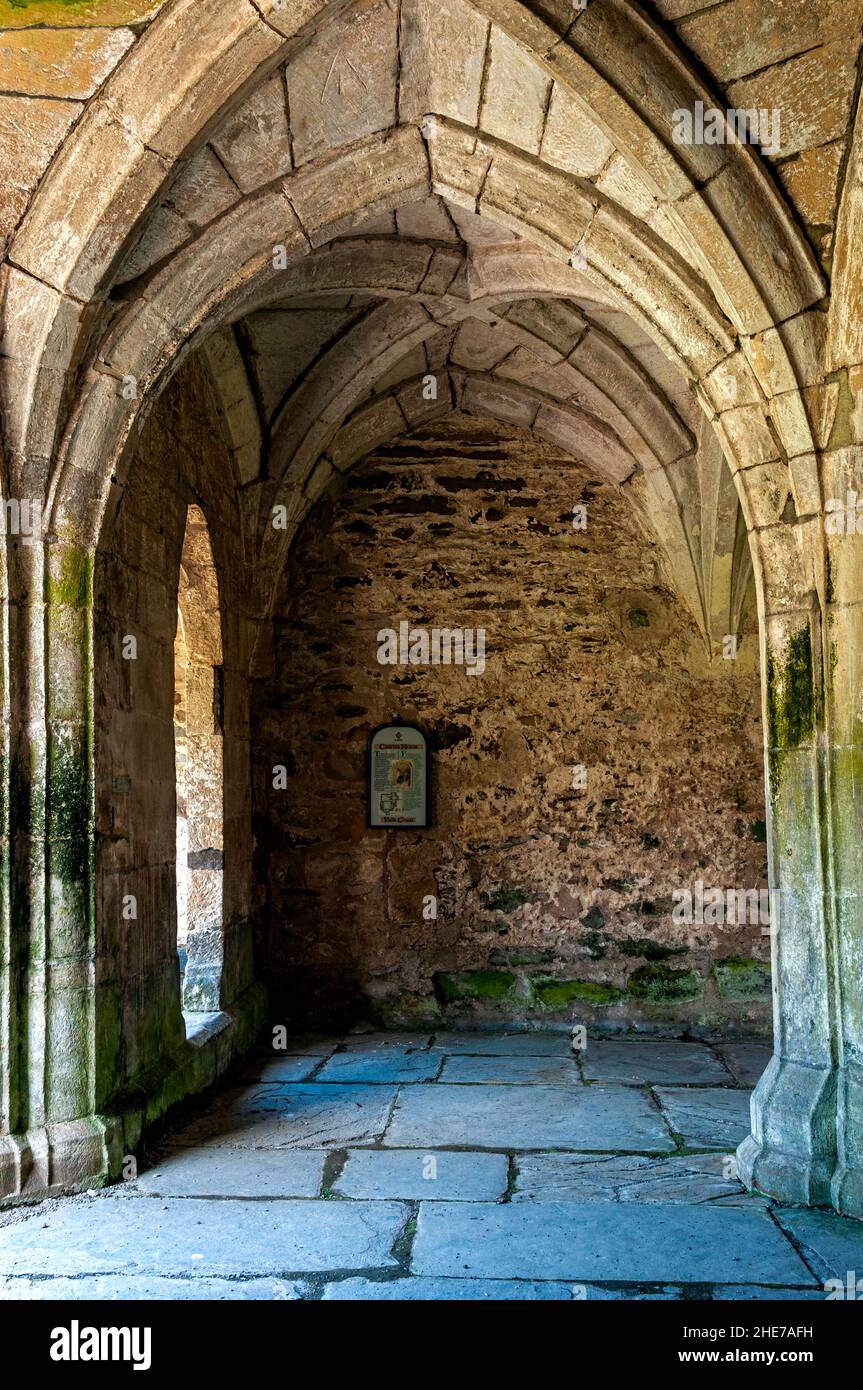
{"left": 173, "top": 504, "right": 225, "bottom": 1018}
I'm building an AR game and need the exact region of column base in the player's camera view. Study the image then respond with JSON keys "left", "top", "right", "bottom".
{"left": 0, "top": 1116, "right": 117, "bottom": 1201}
{"left": 736, "top": 1052, "right": 837, "bottom": 1208}
{"left": 831, "top": 1060, "right": 863, "bottom": 1219}
{"left": 0, "top": 980, "right": 267, "bottom": 1204}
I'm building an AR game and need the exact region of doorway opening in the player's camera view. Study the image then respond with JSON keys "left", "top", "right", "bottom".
{"left": 173, "top": 503, "right": 225, "bottom": 1018}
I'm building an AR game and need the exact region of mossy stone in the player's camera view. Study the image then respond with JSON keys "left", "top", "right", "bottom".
{"left": 532, "top": 977, "right": 624, "bottom": 1008}
{"left": 434, "top": 969, "right": 516, "bottom": 1003}
{"left": 713, "top": 956, "right": 771, "bottom": 1001}
{"left": 626, "top": 963, "right": 701, "bottom": 1002}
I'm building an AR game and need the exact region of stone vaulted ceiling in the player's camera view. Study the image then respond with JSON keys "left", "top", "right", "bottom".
{"left": 1, "top": 0, "right": 861, "bottom": 649}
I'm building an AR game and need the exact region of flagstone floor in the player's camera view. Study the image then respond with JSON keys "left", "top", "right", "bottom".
{"left": 2, "top": 1031, "right": 862, "bottom": 1301}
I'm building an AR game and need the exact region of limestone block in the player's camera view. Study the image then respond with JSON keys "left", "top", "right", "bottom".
{"left": 481, "top": 27, "right": 550, "bottom": 156}
{"left": 676, "top": 0, "right": 822, "bottom": 84}
{"left": 287, "top": 0, "right": 398, "bottom": 166}
{"left": 0, "top": 266, "right": 84, "bottom": 461}
{"left": 504, "top": 298, "right": 584, "bottom": 358}
{"left": 778, "top": 143, "right": 844, "bottom": 228}
{"left": 596, "top": 154, "right": 658, "bottom": 222}
{"left": 371, "top": 345, "right": 427, "bottom": 395}
{"left": 425, "top": 120, "right": 491, "bottom": 213}
{"left": 736, "top": 460, "right": 791, "bottom": 530}
{"left": 329, "top": 395, "right": 405, "bottom": 471}
{"left": 287, "top": 126, "right": 430, "bottom": 246}
{"left": 99, "top": 299, "right": 183, "bottom": 387}
{"left": 211, "top": 75, "right": 292, "bottom": 194}
{"left": 103, "top": 0, "right": 284, "bottom": 161}
{"left": 480, "top": 146, "right": 594, "bottom": 257}
{"left": 9, "top": 100, "right": 171, "bottom": 298}
{"left": 144, "top": 191, "right": 303, "bottom": 335}
{"left": 768, "top": 389, "right": 816, "bottom": 458}
{"left": 396, "top": 376, "right": 453, "bottom": 427}
{"left": 560, "top": 2, "right": 722, "bottom": 191}
{"left": 255, "top": 0, "right": 340, "bottom": 39}
{"left": 304, "top": 458, "right": 335, "bottom": 502}
{"left": 242, "top": 307, "right": 353, "bottom": 418}
{"left": 459, "top": 375, "right": 533, "bottom": 429}
{"left": 787, "top": 454, "right": 822, "bottom": 520}
{"left": 540, "top": 83, "right": 614, "bottom": 179}
{"left": 727, "top": 42, "right": 856, "bottom": 160}
{"left": 494, "top": 346, "right": 582, "bottom": 401}
{"left": 702, "top": 162, "right": 824, "bottom": 322}
{"left": 587, "top": 207, "right": 732, "bottom": 380}
{"left": 167, "top": 148, "right": 240, "bottom": 231}
{"left": 419, "top": 247, "right": 464, "bottom": 297}
{"left": 0, "top": 96, "right": 81, "bottom": 248}
{"left": 400, "top": 0, "right": 488, "bottom": 127}
{"left": 715, "top": 404, "right": 780, "bottom": 473}
{"left": 395, "top": 198, "right": 458, "bottom": 242}
{"left": 444, "top": 204, "right": 514, "bottom": 249}
{"left": 671, "top": 189, "right": 776, "bottom": 338}
{"left": 534, "top": 402, "right": 636, "bottom": 482}
{"left": 570, "top": 329, "right": 693, "bottom": 464}
{"left": 117, "top": 203, "right": 191, "bottom": 283}
{"left": 451, "top": 319, "right": 517, "bottom": 371}
{"left": 0, "top": 26, "right": 135, "bottom": 100}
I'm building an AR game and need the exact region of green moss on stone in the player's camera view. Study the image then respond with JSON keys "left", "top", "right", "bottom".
{"left": 373, "top": 991, "right": 442, "bottom": 1026}
{"left": 582, "top": 904, "right": 605, "bottom": 929}
{"left": 619, "top": 937, "right": 687, "bottom": 962}
{"left": 766, "top": 626, "right": 815, "bottom": 753}
{"left": 532, "top": 977, "right": 624, "bottom": 1008}
{"left": 46, "top": 727, "right": 91, "bottom": 884}
{"left": 434, "top": 969, "right": 516, "bottom": 1003}
{"left": 480, "top": 884, "right": 531, "bottom": 913}
{"left": 46, "top": 548, "right": 93, "bottom": 610}
{"left": 626, "top": 963, "right": 701, "bottom": 1002}
{"left": 713, "top": 955, "right": 771, "bottom": 1001}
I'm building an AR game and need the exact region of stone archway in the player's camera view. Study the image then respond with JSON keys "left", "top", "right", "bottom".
{"left": 0, "top": 0, "right": 859, "bottom": 1222}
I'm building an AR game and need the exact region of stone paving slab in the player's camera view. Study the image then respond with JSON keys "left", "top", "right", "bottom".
{"left": 440, "top": 1054, "right": 581, "bottom": 1085}
{"left": 322, "top": 1276, "right": 573, "bottom": 1299}
{"left": 773, "top": 1207, "right": 863, "bottom": 1283}
{"left": 581, "top": 1041, "right": 731, "bottom": 1086}
{"left": 0, "top": 1198, "right": 407, "bottom": 1278}
{"left": 256, "top": 1036, "right": 340, "bottom": 1057}
{"left": 239, "top": 1056, "right": 322, "bottom": 1084}
{"left": 384, "top": 1083, "right": 675, "bottom": 1151}
{"left": 712, "top": 1285, "right": 828, "bottom": 1300}
{"left": 168, "top": 1085, "right": 398, "bottom": 1149}
{"left": 334, "top": 1149, "right": 509, "bottom": 1201}
{"left": 433, "top": 1031, "right": 571, "bottom": 1056}
{"left": 131, "top": 1147, "right": 326, "bottom": 1197}
{"left": 0, "top": 1276, "right": 308, "bottom": 1301}
{"left": 512, "top": 1152, "right": 744, "bottom": 1203}
{"left": 339, "top": 1033, "right": 434, "bottom": 1052}
{"left": 411, "top": 1202, "right": 817, "bottom": 1285}
{"left": 655, "top": 1087, "right": 752, "bottom": 1149}
{"left": 715, "top": 1043, "right": 772, "bottom": 1088}
{"left": 314, "top": 1050, "right": 444, "bottom": 1084}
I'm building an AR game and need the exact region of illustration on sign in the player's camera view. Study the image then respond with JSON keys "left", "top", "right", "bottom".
{"left": 368, "top": 723, "right": 429, "bottom": 828}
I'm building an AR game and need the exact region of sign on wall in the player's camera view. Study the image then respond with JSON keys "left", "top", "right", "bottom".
{"left": 368, "top": 723, "right": 429, "bottom": 828}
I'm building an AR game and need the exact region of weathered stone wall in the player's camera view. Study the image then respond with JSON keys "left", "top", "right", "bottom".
{"left": 256, "top": 416, "right": 770, "bottom": 1035}
{"left": 94, "top": 357, "right": 254, "bottom": 1108}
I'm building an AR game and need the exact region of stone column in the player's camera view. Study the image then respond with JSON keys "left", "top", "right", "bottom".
{"left": 823, "top": 445, "right": 863, "bottom": 1218}
{"left": 737, "top": 450, "right": 863, "bottom": 1220}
